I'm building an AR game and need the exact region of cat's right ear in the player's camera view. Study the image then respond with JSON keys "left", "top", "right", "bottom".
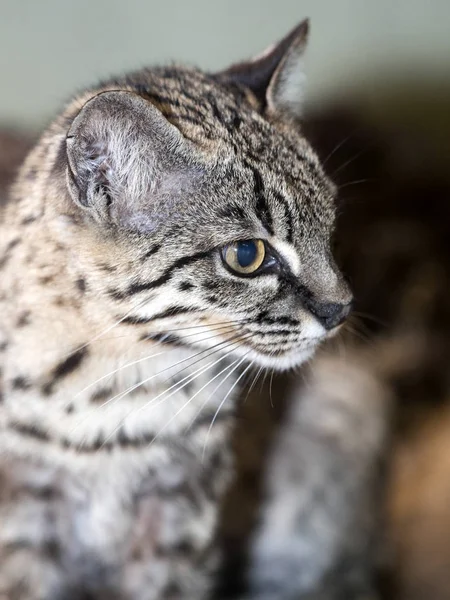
{"left": 65, "top": 90, "right": 194, "bottom": 230}
{"left": 218, "top": 20, "right": 309, "bottom": 120}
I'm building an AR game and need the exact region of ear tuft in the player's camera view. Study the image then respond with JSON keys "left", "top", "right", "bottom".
{"left": 218, "top": 19, "right": 309, "bottom": 120}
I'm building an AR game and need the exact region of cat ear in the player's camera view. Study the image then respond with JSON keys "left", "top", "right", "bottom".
{"left": 219, "top": 20, "right": 309, "bottom": 119}
{"left": 65, "top": 90, "right": 193, "bottom": 229}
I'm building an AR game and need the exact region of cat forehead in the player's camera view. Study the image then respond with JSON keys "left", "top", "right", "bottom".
{"left": 122, "top": 67, "right": 334, "bottom": 206}
{"left": 115, "top": 66, "right": 308, "bottom": 157}
{"left": 66, "top": 66, "right": 335, "bottom": 240}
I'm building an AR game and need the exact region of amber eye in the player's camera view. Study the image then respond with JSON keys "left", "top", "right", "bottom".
{"left": 223, "top": 239, "right": 266, "bottom": 275}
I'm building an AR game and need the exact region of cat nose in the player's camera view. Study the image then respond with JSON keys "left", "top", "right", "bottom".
{"left": 306, "top": 299, "right": 352, "bottom": 331}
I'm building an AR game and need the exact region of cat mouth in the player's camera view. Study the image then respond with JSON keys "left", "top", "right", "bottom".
{"left": 236, "top": 336, "right": 324, "bottom": 370}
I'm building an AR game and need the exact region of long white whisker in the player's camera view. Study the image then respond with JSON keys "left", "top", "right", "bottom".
{"left": 102, "top": 332, "right": 250, "bottom": 408}
{"left": 70, "top": 332, "right": 250, "bottom": 438}
{"left": 99, "top": 340, "right": 251, "bottom": 448}
{"left": 185, "top": 353, "right": 251, "bottom": 433}
{"left": 243, "top": 365, "right": 264, "bottom": 404}
{"left": 202, "top": 358, "right": 254, "bottom": 461}
{"left": 146, "top": 356, "right": 244, "bottom": 447}
{"left": 99, "top": 317, "right": 253, "bottom": 340}
{"left": 74, "top": 322, "right": 242, "bottom": 398}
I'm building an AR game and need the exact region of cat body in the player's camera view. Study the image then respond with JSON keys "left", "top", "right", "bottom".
{"left": 0, "top": 21, "right": 375, "bottom": 600}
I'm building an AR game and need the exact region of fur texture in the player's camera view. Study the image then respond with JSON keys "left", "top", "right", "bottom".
{"left": 0, "top": 22, "right": 380, "bottom": 600}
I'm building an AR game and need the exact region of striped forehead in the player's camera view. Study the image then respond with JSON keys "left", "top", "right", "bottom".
{"left": 244, "top": 158, "right": 335, "bottom": 241}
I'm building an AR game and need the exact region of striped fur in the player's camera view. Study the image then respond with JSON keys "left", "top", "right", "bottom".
{"left": 0, "top": 21, "right": 361, "bottom": 600}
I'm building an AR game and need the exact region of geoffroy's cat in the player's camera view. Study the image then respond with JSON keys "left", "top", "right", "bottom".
{"left": 0, "top": 21, "right": 385, "bottom": 600}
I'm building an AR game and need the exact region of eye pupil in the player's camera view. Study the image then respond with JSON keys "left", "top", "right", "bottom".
{"left": 236, "top": 240, "right": 257, "bottom": 268}
{"left": 222, "top": 239, "right": 266, "bottom": 275}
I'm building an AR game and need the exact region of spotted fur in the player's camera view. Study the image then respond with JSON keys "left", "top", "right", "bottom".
{"left": 0, "top": 21, "right": 368, "bottom": 600}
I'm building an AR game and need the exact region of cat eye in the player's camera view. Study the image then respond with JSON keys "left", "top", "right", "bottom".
{"left": 222, "top": 239, "right": 266, "bottom": 275}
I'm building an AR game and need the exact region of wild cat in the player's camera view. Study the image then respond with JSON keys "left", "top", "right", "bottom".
{"left": 0, "top": 20, "right": 386, "bottom": 600}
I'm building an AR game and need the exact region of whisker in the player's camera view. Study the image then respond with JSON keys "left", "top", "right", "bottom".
{"left": 338, "top": 178, "right": 374, "bottom": 190}
{"left": 331, "top": 147, "right": 370, "bottom": 178}
{"left": 321, "top": 131, "right": 357, "bottom": 167}
{"left": 70, "top": 332, "right": 252, "bottom": 438}
{"left": 73, "top": 321, "right": 245, "bottom": 398}
{"left": 99, "top": 340, "right": 253, "bottom": 448}
{"left": 243, "top": 365, "right": 264, "bottom": 404}
{"left": 98, "top": 317, "right": 254, "bottom": 341}
{"left": 202, "top": 359, "right": 254, "bottom": 461}
{"left": 185, "top": 353, "right": 252, "bottom": 433}
{"left": 100, "top": 331, "right": 251, "bottom": 408}
{"left": 269, "top": 369, "right": 275, "bottom": 408}
{"left": 351, "top": 311, "right": 388, "bottom": 328}
{"left": 147, "top": 355, "right": 244, "bottom": 447}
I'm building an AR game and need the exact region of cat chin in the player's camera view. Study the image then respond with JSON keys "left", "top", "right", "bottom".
{"left": 236, "top": 344, "right": 319, "bottom": 372}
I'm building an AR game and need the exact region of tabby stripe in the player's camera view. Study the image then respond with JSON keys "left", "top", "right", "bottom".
{"left": 142, "top": 91, "right": 206, "bottom": 121}
{"left": 171, "top": 87, "right": 211, "bottom": 112}
{"left": 148, "top": 306, "right": 201, "bottom": 321}
{"left": 42, "top": 347, "right": 89, "bottom": 395}
{"left": 11, "top": 423, "right": 50, "bottom": 442}
{"left": 121, "top": 306, "right": 199, "bottom": 325}
{"left": 273, "top": 191, "right": 294, "bottom": 243}
{"left": 169, "top": 115, "right": 216, "bottom": 134}
{"left": 246, "top": 164, "right": 274, "bottom": 235}
{"left": 250, "top": 329, "right": 300, "bottom": 337}
{"left": 10, "top": 422, "right": 160, "bottom": 452}
{"left": 109, "top": 249, "right": 210, "bottom": 299}
{"left": 255, "top": 312, "right": 301, "bottom": 327}
{"left": 140, "top": 243, "right": 162, "bottom": 262}
{"left": 140, "top": 332, "right": 184, "bottom": 346}
{"left": 0, "top": 238, "right": 20, "bottom": 269}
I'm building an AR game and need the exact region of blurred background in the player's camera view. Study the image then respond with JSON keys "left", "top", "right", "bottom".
{"left": 1, "top": 2, "right": 450, "bottom": 600}
{"left": 1, "top": 0, "right": 450, "bottom": 129}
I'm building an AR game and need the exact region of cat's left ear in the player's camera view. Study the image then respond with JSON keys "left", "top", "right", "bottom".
{"left": 218, "top": 19, "right": 309, "bottom": 120}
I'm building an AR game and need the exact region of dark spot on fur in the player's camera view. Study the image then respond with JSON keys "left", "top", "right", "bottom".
{"left": 21, "top": 215, "right": 37, "bottom": 225}
{"left": 141, "top": 243, "right": 162, "bottom": 262}
{"left": 11, "top": 422, "right": 49, "bottom": 441}
{"left": 140, "top": 332, "right": 183, "bottom": 347}
{"left": 154, "top": 544, "right": 166, "bottom": 558}
{"left": 38, "top": 275, "right": 54, "bottom": 285}
{"left": 0, "top": 341, "right": 9, "bottom": 352}
{"left": 173, "top": 539, "right": 195, "bottom": 556}
{"left": 131, "top": 546, "right": 143, "bottom": 561}
{"left": 42, "top": 347, "right": 89, "bottom": 395}
{"left": 76, "top": 278, "right": 87, "bottom": 293}
{"left": 218, "top": 204, "right": 247, "bottom": 221}
{"left": 163, "top": 582, "right": 182, "bottom": 598}
{"left": 202, "top": 280, "right": 218, "bottom": 292}
{"left": 11, "top": 376, "right": 31, "bottom": 390}
{"left": 65, "top": 404, "right": 74, "bottom": 414}
{"left": 90, "top": 388, "right": 113, "bottom": 403}
{"left": 16, "top": 311, "right": 31, "bottom": 327}
{"left": 33, "top": 485, "right": 58, "bottom": 502}
{"left": 179, "top": 280, "right": 194, "bottom": 292}
{"left": 26, "top": 168, "right": 38, "bottom": 181}
{"left": 43, "top": 540, "right": 61, "bottom": 561}
{"left": 98, "top": 262, "right": 117, "bottom": 273}
{"left": 0, "top": 238, "right": 20, "bottom": 269}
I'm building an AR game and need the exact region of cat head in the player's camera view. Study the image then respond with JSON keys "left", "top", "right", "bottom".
{"left": 51, "top": 20, "right": 351, "bottom": 370}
